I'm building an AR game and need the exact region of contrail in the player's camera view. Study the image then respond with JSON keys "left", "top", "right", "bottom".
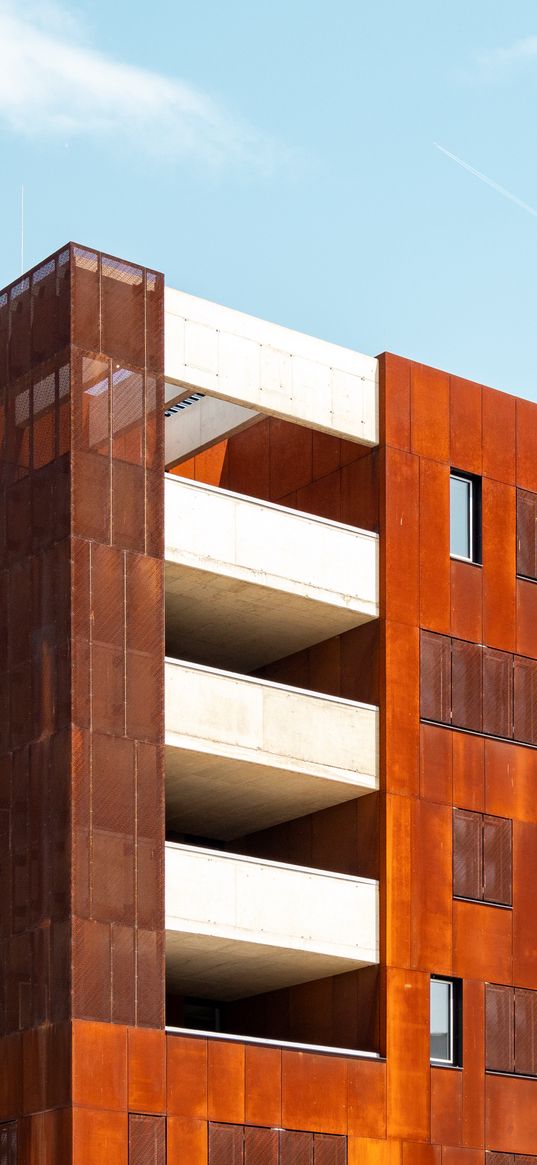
{"left": 433, "top": 141, "right": 537, "bottom": 219}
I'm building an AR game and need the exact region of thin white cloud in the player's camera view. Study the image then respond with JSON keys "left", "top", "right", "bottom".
{"left": 475, "top": 35, "right": 537, "bottom": 79}
{"left": 0, "top": 1, "right": 271, "bottom": 167}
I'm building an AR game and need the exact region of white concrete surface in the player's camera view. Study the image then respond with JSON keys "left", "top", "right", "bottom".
{"left": 165, "top": 658, "right": 378, "bottom": 837}
{"left": 165, "top": 842, "right": 379, "bottom": 998}
{"left": 165, "top": 473, "right": 378, "bottom": 670}
{"left": 165, "top": 287, "right": 378, "bottom": 446}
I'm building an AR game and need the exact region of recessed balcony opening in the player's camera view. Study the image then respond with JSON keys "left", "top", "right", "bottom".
{"left": 165, "top": 964, "right": 381, "bottom": 1055}
{"left": 166, "top": 792, "right": 379, "bottom": 882}
{"left": 167, "top": 411, "right": 379, "bottom": 534}
{"left": 250, "top": 621, "right": 379, "bottom": 707}
{"left": 166, "top": 615, "right": 379, "bottom": 714}
{"left": 164, "top": 285, "right": 378, "bottom": 511}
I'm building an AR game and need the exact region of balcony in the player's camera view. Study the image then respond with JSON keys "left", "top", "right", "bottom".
{"left": 165, "top": 843, "right": 379, "bottom": 999}
{"left": 165, "top": 474, "right": 379, "bottom": 671}
{"left": 165, "top": 658, "right": 378, "bottom": 838}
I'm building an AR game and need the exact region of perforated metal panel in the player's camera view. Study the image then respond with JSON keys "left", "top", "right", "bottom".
{"left": 209, "top": 1124, "right": 244, "bottom": 1165}
{"left": 420, "top": 631, "right": 537, "bottom": 745}
{"left": 279, "top": 1130, "right": 314, "bottom": 1165}
{"left": 486, "top": 1156, "right": 537, "bottom": 1165}
{"left": 129, "top": 1114, "right": 166, "bottom": 1165}
{"left": 515, "top": 988, "right": 537, "bottom": 1077}
{"left": 244, "top": 1126, "right": 278, "bottom": 1165}
{"left": 70, "top": 248, "right": 165, "bottom": 1027}
{"left": 208, "top": 1125, "right": 348, "bottom": 1165}
{"left": 453, "top": 808, "right": 483, "bottom": 901}
{"left": 517, "top": 488, "right": 537, "bottom": 579}
{"left": 486, "top": 983, "right": 514, "bottom": 1073}
{"left": 420, "top": 630, "right": 451, "bottom": 723}
{"left": 483, "top": 815, "right": 512, "bottom": 906}
{"left": 0, "top": 250, "right": 72, "bottom": 1035}
{"left": 451, "top": 638, "right": 483, "bottom": 732}
{"left": 420, "top": 631, "right": 537, "bottom": 741}
{"left": 513, "top": 655, "right": 537, "bottom": 746}
{"left": 0, "top": 244, "right": 165, "bottom": 1041}
{"left": 0, "top": 1123, "right": 17, "bottom": 1165}
{"left": 313, "top": 1134, "right": 347, "bottom": 1165}
{"left": 483, "top": 647, "right": 514, "bottom": 739}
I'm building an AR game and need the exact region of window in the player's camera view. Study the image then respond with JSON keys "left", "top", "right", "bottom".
{"left": 450, "top": 470, "right": 481, "bottom": 563}
{"left": 430, "top": 977, "right": 461, "bottom": 1066}
{"left": 453, "top": 809, "right": 512, "bottom": 907}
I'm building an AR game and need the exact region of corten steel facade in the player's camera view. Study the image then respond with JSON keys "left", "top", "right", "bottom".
{"left": 0, "top": 246, "right": 536, "bottom": 1163}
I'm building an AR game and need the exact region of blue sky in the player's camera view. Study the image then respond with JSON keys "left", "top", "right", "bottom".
{"left": 1, "top": 1, "right": 537, "bottom": 399}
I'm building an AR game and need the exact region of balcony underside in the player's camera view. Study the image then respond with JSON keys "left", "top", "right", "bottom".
{"left": 165, "top": 744, "right": 374, "bottom": 839}
{"left": 166, "top": 562, "right": 374, "bottom": 672}
{"left": 165, "top": 929, "right": 373, "bottom": 1001}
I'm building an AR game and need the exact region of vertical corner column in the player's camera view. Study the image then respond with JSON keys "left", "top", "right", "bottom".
{"left": 70, "top": 246, "right": 165, "bottom": 1028}
{"left": 0, "top": 249, "right": 72, "bottom": 1042}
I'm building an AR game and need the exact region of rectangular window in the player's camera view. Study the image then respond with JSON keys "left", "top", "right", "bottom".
{"left": 453, "top": 809, "right": 512, "bottom": 907}
{"left": 450, "top": 470, "right": 482, "bottom": 563}
{"left": 430, "top": 977, "right": 461, "bottom": 1066}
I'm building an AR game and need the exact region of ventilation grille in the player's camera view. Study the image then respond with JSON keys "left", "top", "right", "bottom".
{"left": 165, "top": 392, "right": 204, "bottom": 418}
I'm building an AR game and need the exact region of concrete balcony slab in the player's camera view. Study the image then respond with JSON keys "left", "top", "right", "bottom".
{"left": 165, "top": 474, "right": 378, "bottom": 670}
{"left": 165, "top": 658, "right": 378, "bottom": 838}
{"left": 165, "top": 287, "right": 378, "bottom": 446}
{"left": 165, "top": 843, "right": 379, "bottom": 999}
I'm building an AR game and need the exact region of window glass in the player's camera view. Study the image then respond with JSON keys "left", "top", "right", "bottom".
{"left": 450, "top": 474, "right": 472, "bottom": 559}
{"left": 430, "top": 978, "right": 452, "bottom": 1063}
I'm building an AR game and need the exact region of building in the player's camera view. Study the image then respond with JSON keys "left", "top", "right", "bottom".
{"left": 0, "top": 241, "right": 536, "bottom": 1163}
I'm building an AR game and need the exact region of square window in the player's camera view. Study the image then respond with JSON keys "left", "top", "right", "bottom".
{"left": 430, "top": 976, "right": 462, "bottom": 1066}
{"left": 450, "top": 470, "right": 481, "bottom": 563}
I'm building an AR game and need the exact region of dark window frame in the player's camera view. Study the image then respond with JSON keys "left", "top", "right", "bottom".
{"left": 430, "top": 975, "right": 463, "bottom": 1068}
{"left": 450, "top": 468, "right": 482, "bottom": 565}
